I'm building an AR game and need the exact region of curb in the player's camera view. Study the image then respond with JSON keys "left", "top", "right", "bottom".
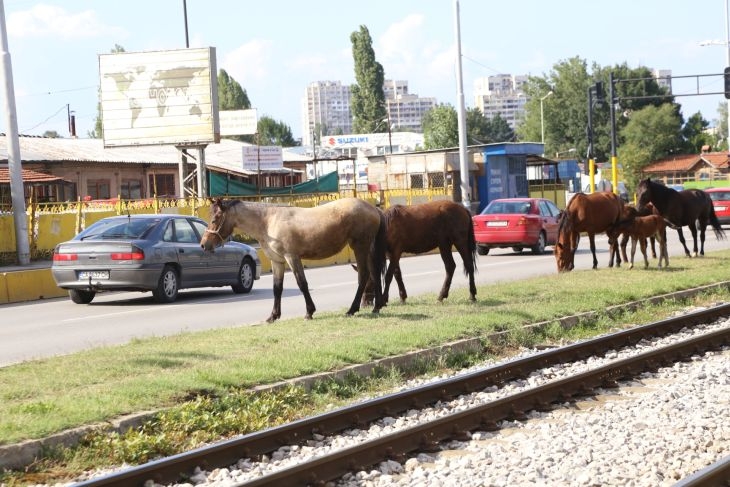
{"left": 1, "top": 282, "right": 729, "bottom": 470}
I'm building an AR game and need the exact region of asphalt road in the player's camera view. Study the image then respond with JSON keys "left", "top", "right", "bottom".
{"left": 1, "top": 230, "right": 729, "bottom": 367}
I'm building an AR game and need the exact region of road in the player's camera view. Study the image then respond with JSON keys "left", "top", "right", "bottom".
{"left": 1, "top": 231, "right": 728, "bottom": 367}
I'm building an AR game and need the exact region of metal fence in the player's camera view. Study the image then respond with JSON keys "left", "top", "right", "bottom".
{"left": 0, "top": 187, "right": 451, "bottom": 264}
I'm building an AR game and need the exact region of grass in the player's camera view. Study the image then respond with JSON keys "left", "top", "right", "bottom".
{"left": 1, "top": 251, "right": 729, "bottom": 447}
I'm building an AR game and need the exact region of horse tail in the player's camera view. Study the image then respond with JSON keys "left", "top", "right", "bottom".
{"left": 371, "top": 208, "right": 388, "bottom": 289}
{"left": 707, "top": 199, "right": 727, "bottom": 240}
{"left": 463, "top": 205, "right": 477, "bottom": 276}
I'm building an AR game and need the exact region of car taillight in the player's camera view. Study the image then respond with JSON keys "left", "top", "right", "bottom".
{"left": 53, "top": 252, "right": 78, "bottom": 261}
{"left": 516, "top": 216, "right": 528, "bottom": 226}
{"left": 111, "top": 247, "right": 145, "bottom": 260}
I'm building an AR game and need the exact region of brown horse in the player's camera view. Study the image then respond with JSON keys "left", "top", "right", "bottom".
{"left": 614, "top": 206, "right": 669, "bottom": 269}
{"left": 617, "top": 203, "right": 659, "bottom": 263}
{"left": 377, "top": 200, "right": 477, "bottom": 304}
{"left": 200, "top": 198, "right": 387, "bottom": 323}
{"left": 554, "top": 192, "right": 624, "bottom": 272}
{"left": 636, "top": 178, "right": 726, "bottom": 257}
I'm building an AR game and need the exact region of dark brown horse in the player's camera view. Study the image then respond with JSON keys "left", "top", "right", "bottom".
{"left": 636, "top": 178, "right": 726, "bottom": 257}
{"left": 386, "top": 200, "right": 477, "bottom": 303}
{"left": 554, "top": 192, "right": 625, "bottom": 272}
{"left": 200, "top": 198, "right": 387, "bottom": 322}
{"left": 359, "top": 200, "right": 477, "bottom": 305}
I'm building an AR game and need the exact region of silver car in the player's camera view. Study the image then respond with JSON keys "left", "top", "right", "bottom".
{"left": 52, "top": 214, "right": 261, "bottom": 304}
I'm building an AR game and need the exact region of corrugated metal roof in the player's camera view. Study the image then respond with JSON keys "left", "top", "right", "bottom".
{"left": 0, "top": 167, "right": 70, "bottom": 184}
{"left": 0, "top": 135, "right": 307, "bottom": 176}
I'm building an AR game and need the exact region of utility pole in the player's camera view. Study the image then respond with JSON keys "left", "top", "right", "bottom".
{"left": 453, "top": 0, "right": 470, "bottom": 211}
{"left": 0, "top": 0, "right": 30, "bottom": 264}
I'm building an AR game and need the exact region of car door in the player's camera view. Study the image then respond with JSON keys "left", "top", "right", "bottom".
{"left": 166, "top": 218, "right": 208, "bottom": 286}
{"left": 538, "top": 200, "right": 561, "bottom": 244}
{"left": 190, "top": 218, "right": 238, "bottom": 282}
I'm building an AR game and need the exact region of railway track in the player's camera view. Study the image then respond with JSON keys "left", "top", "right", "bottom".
{"left": 72, "top": 303, "right": 730, "bottom": 487}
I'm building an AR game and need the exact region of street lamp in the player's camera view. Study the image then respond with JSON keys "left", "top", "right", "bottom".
{"left": 699, "top": 0, "right": 730, "bottom": 148}
{"left": 540, "top": 91, "right": 554, "bottom": 152}
{"left": 555, "top": 148, "right": 576, "bottom": 159}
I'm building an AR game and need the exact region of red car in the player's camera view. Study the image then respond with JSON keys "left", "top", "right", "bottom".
{"left": 472, "top": 197, "right": 562, "bottom": 255}
{"left": 705, "top": 187, "right": 730, "bottom": 226}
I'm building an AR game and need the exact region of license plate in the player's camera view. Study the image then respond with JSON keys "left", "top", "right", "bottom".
{"left": 487, "top": 221, "right": 508, "bottom": 227}
{"left": 715, "top": 205, "right": 726, "bottom": 211}
{"left": 78, "top": 270, "right": 109, "bottom": 280}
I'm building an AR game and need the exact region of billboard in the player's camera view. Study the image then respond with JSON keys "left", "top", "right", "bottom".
{"left": 242, "top": 146, "right": 283, "bottom": 171}
{"left": 219, "top": 109, "right": 258, "bottom": 136}
{"left": 99, "top": 47, "right": 220, "bottom": 147}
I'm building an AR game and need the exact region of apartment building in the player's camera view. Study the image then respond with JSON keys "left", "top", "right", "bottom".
{"left": 473, "top": 74, "right": 529, "bottom": 130}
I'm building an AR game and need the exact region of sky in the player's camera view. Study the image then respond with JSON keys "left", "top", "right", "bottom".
{"left": 2, "top": 0, "right": 730, "bottom": 143}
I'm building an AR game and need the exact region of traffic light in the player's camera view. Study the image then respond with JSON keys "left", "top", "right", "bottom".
{"left": 724, "top": 67, "right": 730, "bottom": 99}
{"left": 594, "top": 81, "right": 604, "bottom": 104}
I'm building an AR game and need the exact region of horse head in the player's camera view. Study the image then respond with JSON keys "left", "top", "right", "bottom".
{"left": 553, "top": 241, "right": 576, "bottom": 272}
{"left": 635, "top": 178, "right": 653, "bottom": 211}
{"left": 201, "top": 198, "right": 236, "bottom": 251}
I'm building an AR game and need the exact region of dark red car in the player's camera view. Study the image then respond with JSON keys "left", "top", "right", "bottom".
{"left": 705, "top": 187, "right": 730, "bottom": 226}
{"left": 472, "top": 197, "right": 562, "bottom": 255}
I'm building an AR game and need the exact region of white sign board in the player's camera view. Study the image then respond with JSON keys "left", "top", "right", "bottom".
{"left": 99, "top": 47, "right": 220, "bottom": 147}
{"left": 242, "top": 146, "right": 284, "bottom": 170}
{"left": 219, "top": 109, "right": 258, "bottom": 136}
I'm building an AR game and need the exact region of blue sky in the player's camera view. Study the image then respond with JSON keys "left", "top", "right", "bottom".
{"left": 2, "top": 0, "right": 730, "bottom": 142}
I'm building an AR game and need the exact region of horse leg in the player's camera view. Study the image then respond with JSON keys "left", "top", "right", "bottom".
{"left": 285, "top": 256, "right": 316, "bottom": 319}
{"left": 650, "top": 236, "right": 657, "bottom": 259}
{"left": 267, "top": 261, "right": 286, "bottom": 323}
{"left": 437, "top": 245, "right": 457, "bottom": 302}
{"left": 629, "top": 237, "right": 637, "bottom": 270}
{"left": 350, "top": 246, "right": 379, "bottom": 316}
{"left": 639, "top": 238, "right": 649, "bottom": 268}
{"left": 589, "top": 234, "right": 598, "bottom": 269}
{"left": 619, "top": 233, "right": 630, "bottom": 267}
{"left": 676, "top": 228, "right": 691, "bottom": 258}
{"left": 383, "top": 250, "right": 403, "bottom": 303}
{"left": 456, "top": 242, "right": 477, "bottom": 302}
{"left": 697, "top": 221, "right": 706, "bottom": 256}
{"left": 394, "top": 262, "right": 408, "bottom": 303}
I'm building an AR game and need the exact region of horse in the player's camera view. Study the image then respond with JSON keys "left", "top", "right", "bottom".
{"left": 618, "top": 203, "right": 659, "bottom": 264}
{"left": 636, "top": 178, "right": 726, "bottom": 257}
{"left": 613, "top": 206, "right": 669, "bottom": 269}
{"left": 359, "top": 200, "right": 477, "bottom": 305}
{"left": 200, "top": 198, "right": 387, "bottom": 323}
{"left": 554, "top": 191, "right": 625, "bottom": 272}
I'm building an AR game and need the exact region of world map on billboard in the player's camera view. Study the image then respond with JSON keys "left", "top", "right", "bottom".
{"left": 99, "top": 47, "right": 219, "bottom": 147}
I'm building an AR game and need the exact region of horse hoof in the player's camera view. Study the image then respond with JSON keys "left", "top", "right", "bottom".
{"left": 304, "top": 314, "right": 313, "bottom": 320}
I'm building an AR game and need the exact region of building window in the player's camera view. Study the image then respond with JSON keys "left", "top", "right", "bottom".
{"left": 87, "top": 179, "right": 110, "bottom": 199}
{"left": 121, "top": 179, "right": 142, "bottom": 199}
{"left": 148, "top": 174, "right": 175, "bottom": 197}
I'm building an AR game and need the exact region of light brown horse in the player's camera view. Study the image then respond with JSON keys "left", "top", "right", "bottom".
{"left": 200, "top": 198, "right": 387, "bottom": 322}
{"left": 614, "top": 207, "right": 669, "bottom": 269}
{"left": 359, "top": 200, "right": 477, "bottom": 305}
{"left": 554, "top": 192, "right": 624, "bottom": 272}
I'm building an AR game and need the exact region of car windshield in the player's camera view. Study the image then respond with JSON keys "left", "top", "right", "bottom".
{"left": 78, "top": 218, "right": 160, "bottom": 240}
{"left": 482, "top": 201, "right": 531, "bottom": 215}
{"left": 708, "top": 191, "right": 730, "bottom": 201}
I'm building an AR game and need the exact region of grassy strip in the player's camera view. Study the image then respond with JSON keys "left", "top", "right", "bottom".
{"left": 1, "top": 251, "right": 729, "bottom": 449}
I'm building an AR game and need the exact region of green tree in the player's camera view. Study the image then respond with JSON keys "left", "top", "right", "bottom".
{"left": 681, "top": 111, "right": 712, "bottom": 153}
{"left": 713, "top": 101, "right": 728, "bottom": 151}
{"left": 350, "top": 25, "right": 386, "bottom": 134}
{"left": 88, "top": 44, "right": 126, "bottom": 138}
{"left": 218, "top": 69, "right": 251, "bottom": 110}
{"left": 484, "top": 113, "right": 515, "bottom": 143}
{"left": 467, "top": 109, "right": 515, "bottom": 144}
{"left": 422, "top": 104, "right": 458, "bottom": 149}
{"left": 618, "top": 103, "right": 683, "bottom": 191}
{"left": 256, "top": 116, "right": 298, "bottom": 147}
{"left": 43, "top": 130, "right": 61, "bottom": 138}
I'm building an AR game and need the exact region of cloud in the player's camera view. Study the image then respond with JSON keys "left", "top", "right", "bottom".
{"left": 8, "top": 4, "right": 125, "bottom": 39}
{"left": 221, "top": 39, "right": 274, "bottom": 84}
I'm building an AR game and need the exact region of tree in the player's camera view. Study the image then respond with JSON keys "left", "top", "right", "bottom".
{"left": 422, "top": 104, "right": 458, "bottom": 149}
{"left": 681, "top": 112, "right": 712, "bottom": 153}
{"left": 218, "top": 69, "right": 251, "bottom": 110}
{"left": 88, "top": 44, "right": 125, "bottom": 139}
{"left": 43, "top": 130, "right": 61, "bottom": 138}
{"left": 713, "top": 101, "right": 728, "bottom": 151}
{"left": 350, "top": 25, "right": 386, "bottom": 134}
{"left": 484, "top": 113, "right": 515, "bottom": 143}
{"left": 467, "top": 109, "right": 515, "bottom": 144}
{"left": 256, "top": 116, "right": 298, "bottom": 147}
{"left": 618, "top": 103, "right": 683, "bottom": 191}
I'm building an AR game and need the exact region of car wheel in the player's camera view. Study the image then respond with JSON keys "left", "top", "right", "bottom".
{"left": 476, "top": 245, "right": 489, "bottom": 256}
{"left": 153, "top": 265, "right": 179, "bottom": 303}
{"left": 512, "top": 246, "right": 523, "bottom": 253}
{"left": 531, "top": 231, "right": 546, "bottom": 255}
{"left": 232, "top": 257, "right": 255, "bottom": 294}
{"left": 69, "top": 289, "right": 95, "bottom": 304}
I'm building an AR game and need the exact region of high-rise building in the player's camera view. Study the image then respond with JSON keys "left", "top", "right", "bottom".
{"left": 473, "top": 74, "right": 529, "bottom": 129}
{"left": 384, "top": 80, "right": 437, "bottom": 132}
{"left": 301, "top": 81, "right": 353, "bottom": 147}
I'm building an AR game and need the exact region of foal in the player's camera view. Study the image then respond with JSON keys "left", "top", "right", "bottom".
{"left": 614, "top": 207, "right": 669, "bottom": 269}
